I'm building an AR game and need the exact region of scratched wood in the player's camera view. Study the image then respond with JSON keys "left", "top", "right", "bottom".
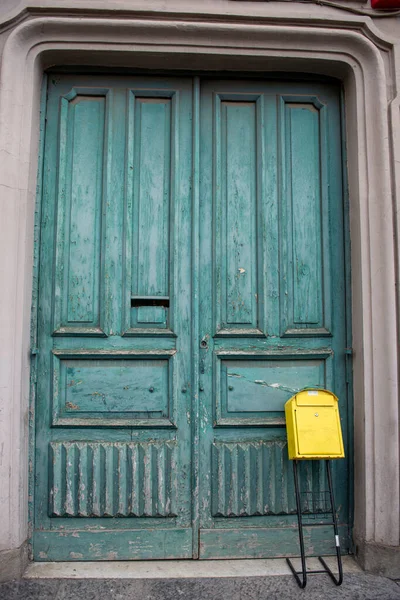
{"left": 221, "top": 358, "right": 325, "bottom": 417}
{"left": 214, "top": 96, "right": 261, "bottom": 335}
{"left": 198, "top": 79, "right": 349, "bottom": 558}
{"left": 223, "top": 101, "right": 257, "bottom": 326}
{"left": 290, "top": 106, "right": 321, "bottom": 325}
{"left": 53, "top": 95, "right": 105, "bottom": 335}
{"left": 124, "top": 93, "right": 175, "bottom": 333}
{"left": 135, "top": 99, "right": 171, "bottom": 298}
{"left": 34, "top": 75, "right": 193, "bottom": 560}
{"left": 210, "top": 440, "right": 335, "bottom": 517}
{"left": 279, "top": 97, "right": 332, "bottom": 337}
{"left": 34, "top": 529, "right": 193, "bottom": 561}
{"left": 34, "top": 75, "right": 350, "bottom": 561}
{"left": 49, "top": 441, "right": 177, "bottom": 517}
{"left": 50, "top": 352, "right": 175, "bottom": 427}
{"left": 62, "top": 359, "right": 168, "bottom": 414}
{"left": 199, "top": 525, "right": 350, "bottom": 559}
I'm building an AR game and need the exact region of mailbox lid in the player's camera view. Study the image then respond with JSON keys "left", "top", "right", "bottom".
{"left": 295, "top": 389, "right": 335, "bottom": 406}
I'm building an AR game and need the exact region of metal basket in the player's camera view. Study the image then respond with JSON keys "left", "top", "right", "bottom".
{"left": 301, "top": 490, "right": 332, "bottom": 518}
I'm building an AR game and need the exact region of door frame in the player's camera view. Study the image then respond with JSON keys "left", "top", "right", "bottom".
{"left": 0, "top": 10, "right": 398, "bottom": 575}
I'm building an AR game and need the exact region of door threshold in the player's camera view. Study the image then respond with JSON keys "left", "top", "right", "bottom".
{"left": 24, "top": 556, "right": 361, "bottom": 579}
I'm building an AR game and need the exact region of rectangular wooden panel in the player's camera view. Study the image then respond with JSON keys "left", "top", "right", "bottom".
{"left": 64, "top": 359, "right": 168, "bottom": 413}
{"left": 137, "top": 306, "right": 167, "bottom": 324}
{"left": 122, "top": 93, "right": 177, "bottom": 334}
{"left": 66, "top": 99, "right": 104, "bottom": 324}
{"left": 124, "top": 94, "right": 174, "bottom": 332}
{"left": 279, "top": 98, "right": 331, "bottom": 336}
{"left": 214, "top": 352, "right": 330, "bottom": 426}
{"left": 134, "top": 98, "right": 171, "bottom": 297}
{"left": 291, "top": 105, "right": 321, "bottom": 325}
{"left": 199, "top": 526, "right": 349, "bottom": 559}
{"left": 34, "top": 529, "right": 193, "bottom": 561}
{"left": 223, "top": 359, "right": 324, "bottom": 413}
{"left": 49, "top": 441, "right": 177, "bottom": 518}
{"left": 51, "top": 353, "right": 175, "bottom": 426}
{"left": 211, "top": 440, "right": 329, "bottom": 518}
{"left": 54, "top": 94, "right": 106, "bottom": 335}
{"left": 215, "top": 97, "right": 260, "bottom": 333}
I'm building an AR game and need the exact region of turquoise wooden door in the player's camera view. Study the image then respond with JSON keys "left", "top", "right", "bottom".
{"left": 34, "top": 75, "right": 194, "bottom": 560}
{"left": 198, "top": 79, "right": 349, "bottom": 558}
{"left": 33, "top": 74, "right": 350, "bottom": 561}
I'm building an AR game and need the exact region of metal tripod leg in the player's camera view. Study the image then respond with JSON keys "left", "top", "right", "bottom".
{"left": 286, "top": 459, "right": 343, "bottom": 588}
{"left": 318, "top": 460, "right": 343, "bottom": 586}
{"left": 286, "top": 460, "right": 307, "bottom": 588}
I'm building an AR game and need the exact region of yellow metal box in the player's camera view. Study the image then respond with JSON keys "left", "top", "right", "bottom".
{"left": 285, "top": 389, "right": 345, "bottom": 460}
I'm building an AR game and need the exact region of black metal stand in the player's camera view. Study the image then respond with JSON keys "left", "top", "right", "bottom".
{"left": 286, "top": 459, "right": 343, "bottom": 589}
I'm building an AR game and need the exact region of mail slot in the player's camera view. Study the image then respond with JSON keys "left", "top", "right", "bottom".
{"left": 285, "top": 389, "right": 345, "bottom": 460}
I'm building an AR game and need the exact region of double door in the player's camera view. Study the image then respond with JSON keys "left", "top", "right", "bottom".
{"left": 33, "top": 74, "right": 350, "bottom": 560}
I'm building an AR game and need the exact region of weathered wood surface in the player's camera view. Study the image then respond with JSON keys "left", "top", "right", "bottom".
{"left": 198, "top": 79, "right": 348, "bottom": 558}
{"left": 33, "top": 75, "right": 349, "bottom": 561}
{"left": 49, "top": 441, "right": 177, "bottom": 517}
{"left": 35, "top": 76, "right": 193, "bottom": 560}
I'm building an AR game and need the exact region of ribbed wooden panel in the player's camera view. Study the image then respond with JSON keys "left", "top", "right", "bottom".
{"left": 49, "top": 441, "right": 177, "bottom": 517}
{"left": 212, "top": 440, "right": 328, "bottom": 517}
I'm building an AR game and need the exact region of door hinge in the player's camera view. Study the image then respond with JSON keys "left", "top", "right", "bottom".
{"left": 345, "top": 347, "right": 353, "bottom": 383}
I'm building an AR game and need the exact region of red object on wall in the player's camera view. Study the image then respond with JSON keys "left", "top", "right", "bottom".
{"left": 371, "top": 0, "right": 400, "bottom": 7}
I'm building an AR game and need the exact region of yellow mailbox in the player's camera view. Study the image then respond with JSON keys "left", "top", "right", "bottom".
{"left": 285, "top": 388, "right": 345, "bottom": 460}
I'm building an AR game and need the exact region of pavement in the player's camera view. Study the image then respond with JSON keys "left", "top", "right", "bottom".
{"left": 1, "top": 558, "right": 400, "bottom": 599}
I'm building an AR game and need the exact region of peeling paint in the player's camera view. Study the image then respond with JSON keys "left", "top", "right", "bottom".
{"left": 66, "top": 401, "right": 79, "bottom": 410}
{"left": 254, "top": 380, "right": 300, "bottom": 394}
{"left": 32, "top": 75, "right": 350, "bottom": 561}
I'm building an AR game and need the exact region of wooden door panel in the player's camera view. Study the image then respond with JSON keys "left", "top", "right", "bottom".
{"left": 34, "top": 75, "right": 193, "bottom": 560}
{"left": 199, "top": 79, "right": 349, "bottom": 558}
{"left": 215, "top": 354, "right": 327, "bottom": 426}
{"left": 279, "top": 97, "right": 332, "bottom": 336}
{"left": 211, "top": 441, "right": 331, "bottom": 517}
{"left": 214, "top": 93, "right": 264, "bottom": 336}
{"left": 217, "top": 98, "right": 258, "bottom": 331}
{"left": 124, "top": 93, "right": 175, "bottom": 334}
{"left": 53, "top": 91, "right": 107, "bottom": 337}
{"left": 199, "top": 525, "right": 349, "bottom": 559}
{"left": 51, "top": 352, "right": 175, "bottom": 427}
{"left": 49, "top": 440, "right": 177, "bottom": 517}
